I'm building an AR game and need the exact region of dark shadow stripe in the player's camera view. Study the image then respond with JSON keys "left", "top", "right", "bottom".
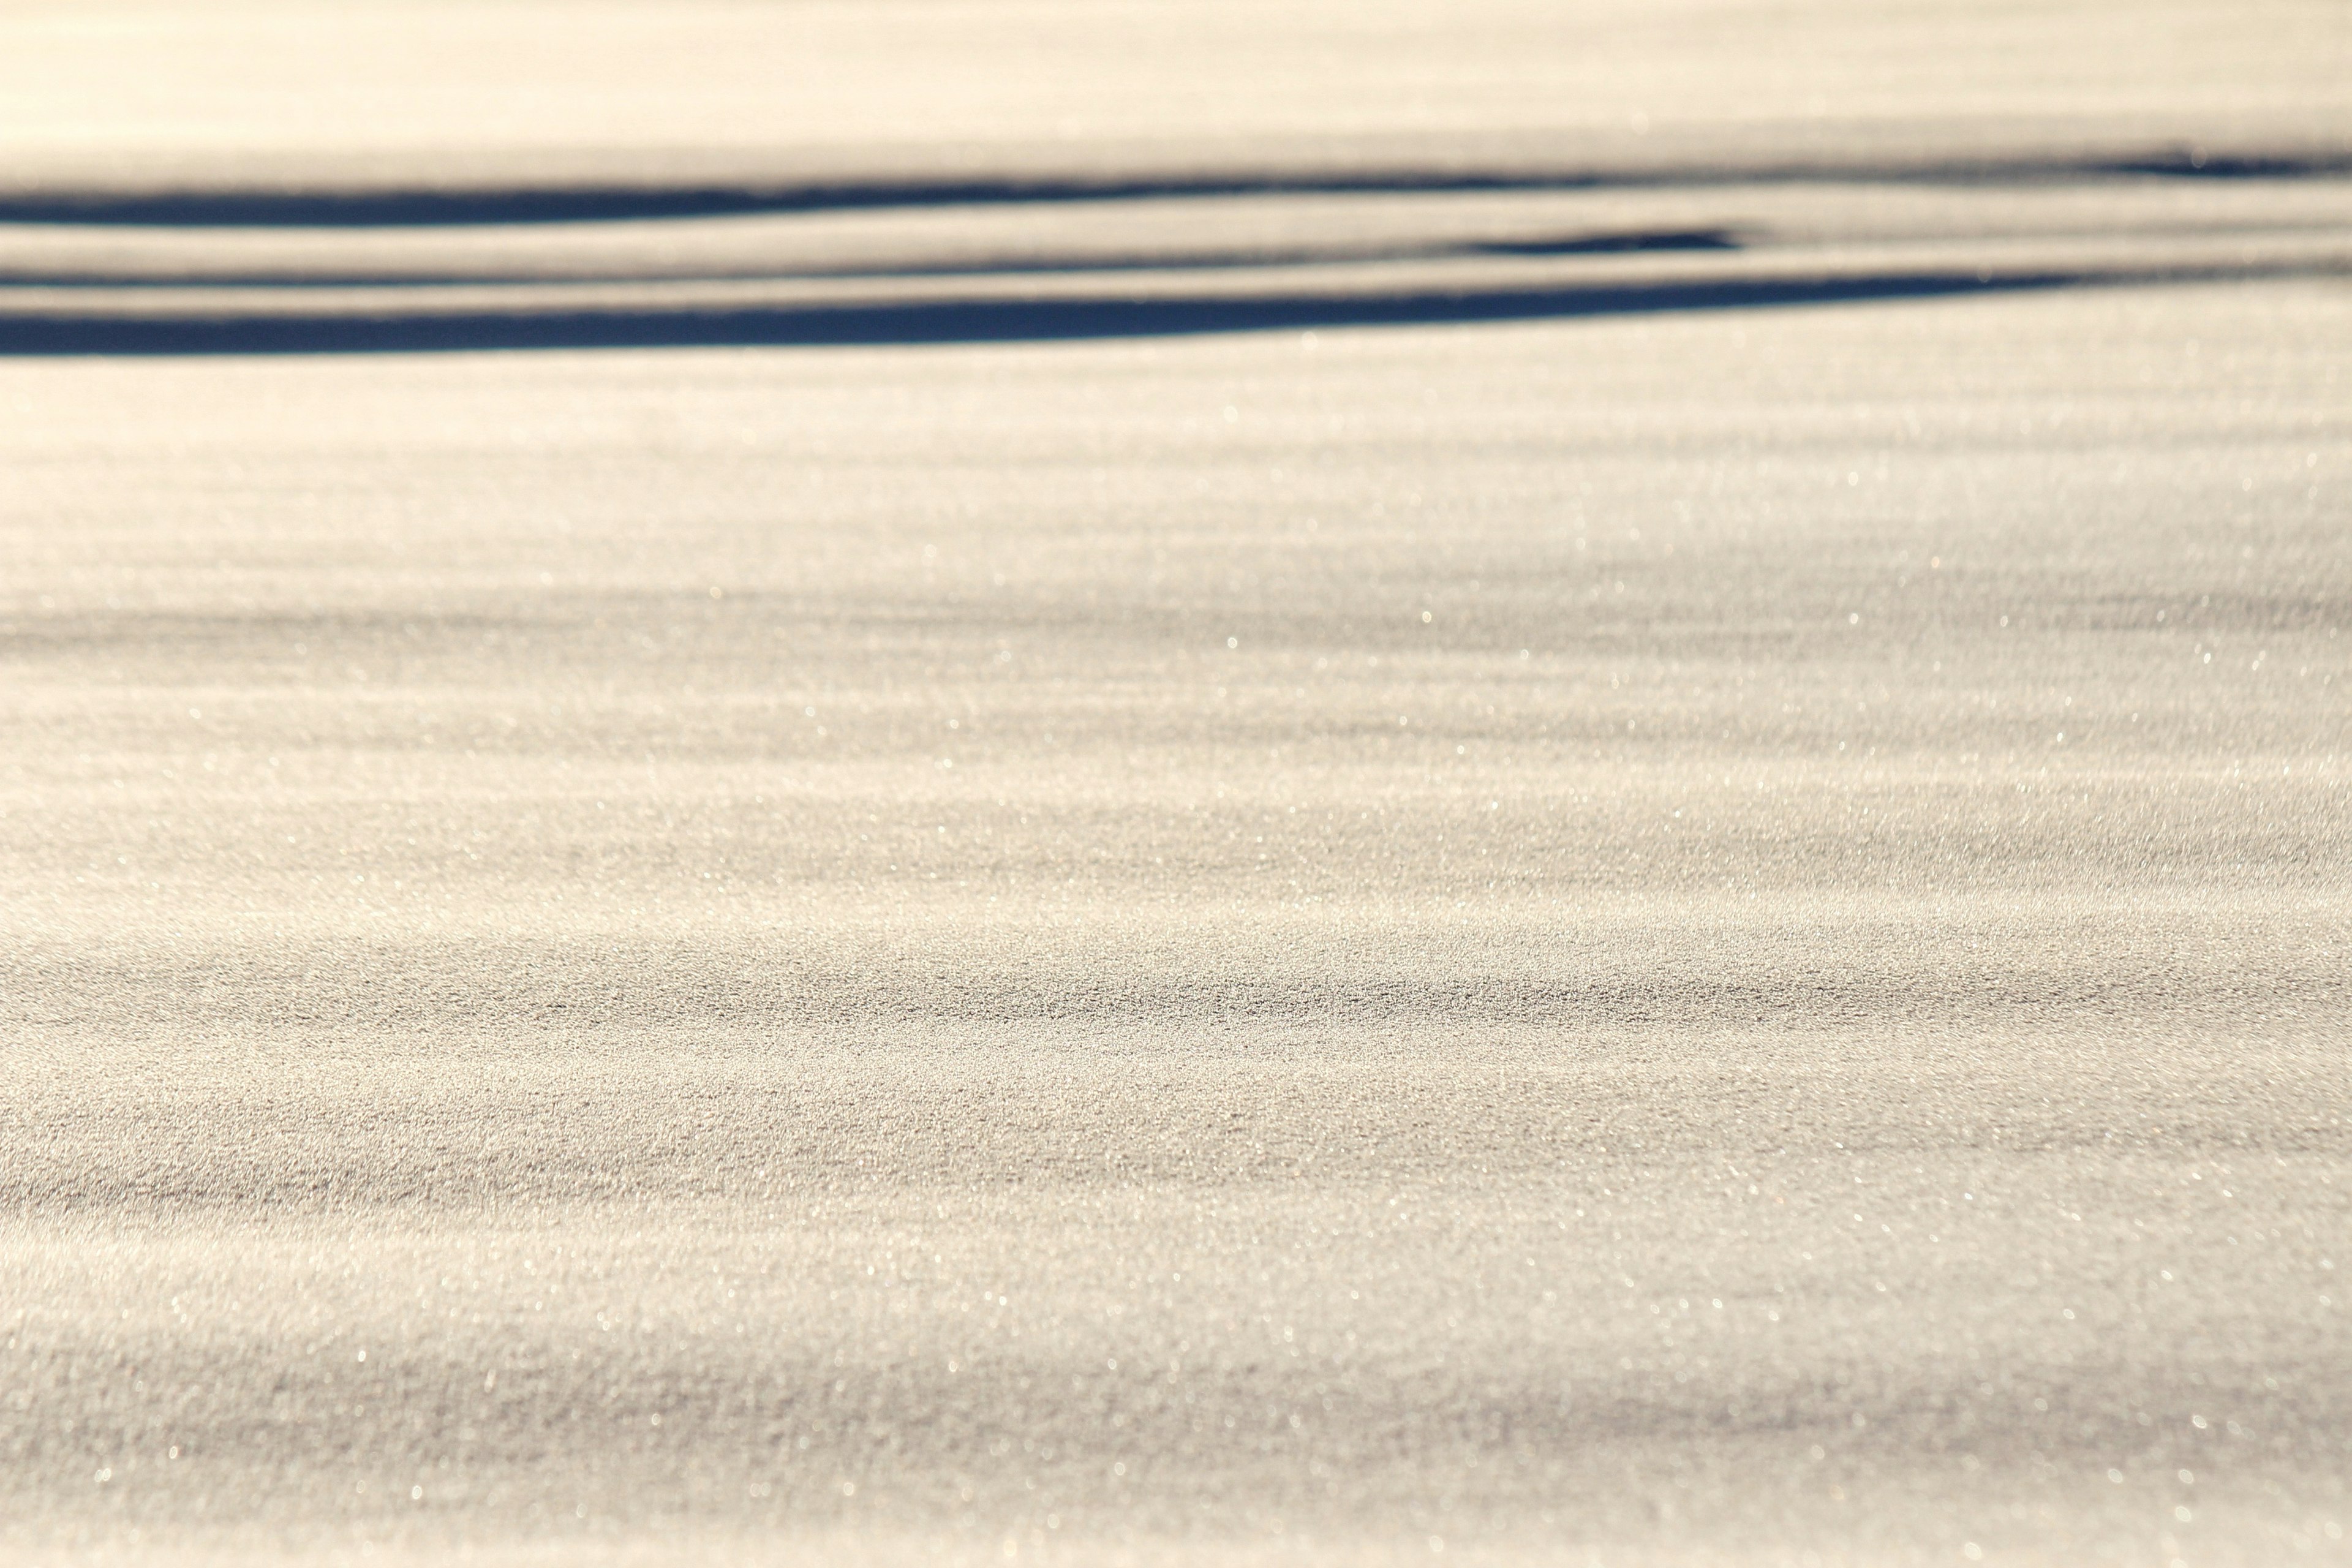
{"left": 0, "top": 229, "right": 1744, "bottom": 292}
{"left": 0, "top": 270, "right": 2113, "bottom": 356}
{"left": 2, "top": 148, "right": 2345, "bottom": 228}
{"left": 1469, "top": 229, "right": 1744, "bottom": 258}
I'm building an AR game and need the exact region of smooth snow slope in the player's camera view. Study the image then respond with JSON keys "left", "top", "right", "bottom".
{"left": 2, "top": 3, "right": 2349, "bottom": 1564}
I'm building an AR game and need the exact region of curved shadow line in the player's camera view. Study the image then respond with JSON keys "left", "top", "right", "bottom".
{"left": 1, "top": 264, "right": 2334, "bottom": 356}
{"left": 0, "top": 271, "right": 2078, "bottom": 356}
{"left": 2, "top": 149, "right": 2345, "bottom": 228}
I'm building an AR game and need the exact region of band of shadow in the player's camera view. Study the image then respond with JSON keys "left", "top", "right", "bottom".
{"left": 3, "top": 266, "right": 2329, "bottom": 356}
{"left": 0, "top": 228, "right": 1743, "bottom": 292}
{"left": 3, "top": 149, "right": 2345, "bottom": 228}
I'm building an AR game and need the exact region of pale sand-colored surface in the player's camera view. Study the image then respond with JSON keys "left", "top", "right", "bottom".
{"left": 4, "top": 4, "right": 2350, "bottom": 1565}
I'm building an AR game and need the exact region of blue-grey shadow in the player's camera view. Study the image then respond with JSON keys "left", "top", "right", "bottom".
{"left": 0, "top": 269, "right": 2154, "bottom": 356}
{"left": 2, "top": 148, "right": 2342, "bottom": 228}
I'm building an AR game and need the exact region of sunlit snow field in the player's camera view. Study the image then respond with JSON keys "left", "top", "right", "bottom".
{"left": 2, "top": 2, "right": 2349, "bottom": 1564}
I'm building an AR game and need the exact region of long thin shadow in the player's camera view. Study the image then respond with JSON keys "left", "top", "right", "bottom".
{"left": 0, "top": 228, "right": 1744, "bottom": 292}
{"left": 4, "top": 149, "right": 2345, "bottom": 228}
{"left": 0, "top": 268, "right": 2224, "bottom": 356}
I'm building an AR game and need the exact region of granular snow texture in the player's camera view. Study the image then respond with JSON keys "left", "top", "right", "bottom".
{"left": 3, "top": 3, "right": 2349, "bottom": 1564}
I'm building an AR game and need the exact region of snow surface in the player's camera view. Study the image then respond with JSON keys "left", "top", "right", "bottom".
{"left": 3, "top": 2, "right": 2348, "bottom": 1563}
